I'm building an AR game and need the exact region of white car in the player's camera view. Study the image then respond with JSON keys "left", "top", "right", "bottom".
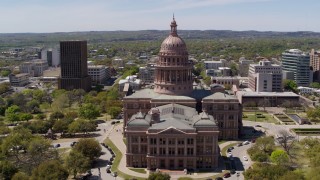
{"left": 243, "top": 156, "right": 248, "bottom": 161}
{"left": 106, "top": 165, "right": 111, "bottom": 170}
{"left": 227, "top": 152, "right": 232, "bottom": 157}
{"left": 243, "top": 141, "right": 250, "bottom": 145}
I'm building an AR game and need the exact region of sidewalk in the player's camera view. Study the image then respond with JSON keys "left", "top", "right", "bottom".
{"left": 109, "top": 124, "right": 149, "bottom": 178}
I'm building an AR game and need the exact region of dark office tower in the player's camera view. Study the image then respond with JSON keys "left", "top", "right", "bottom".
{"left": 47, "top": 50, "right": 52, "bottom": 66}
{"left": 58, "top": 41, "right": 91, "bottom": 92}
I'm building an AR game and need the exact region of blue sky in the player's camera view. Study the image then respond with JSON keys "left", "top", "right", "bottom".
{"left": 1, "top": 0, "right": 320, "bottom": 33}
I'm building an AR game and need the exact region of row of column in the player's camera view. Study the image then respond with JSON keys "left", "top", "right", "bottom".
{"left": 155, "top": 69, "right": 192, "bottom": 84}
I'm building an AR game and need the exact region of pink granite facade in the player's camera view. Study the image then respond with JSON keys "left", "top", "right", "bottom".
{"left": 154, "top": 17, "right": 193, "bottom": 95}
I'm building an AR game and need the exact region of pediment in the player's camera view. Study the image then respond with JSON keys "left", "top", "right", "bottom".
{"left": 158, "top": 127, "right": 186, "bottom": 135}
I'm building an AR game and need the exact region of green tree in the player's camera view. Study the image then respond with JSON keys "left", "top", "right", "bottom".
{"left": 0, "top": 82, "right": 11, "bottom": 94}
{"left": 66, "top": 151, "right": 90, "bottom": 178}
{"left": 283, "top": 79, "right": 297, "bottom": 92}
{"left": 0, "top": 70, "right": 11, "bottom": 77}
{"left": 244, "top": 163, "right": 289, "bottom": 180}
{"left": 26, "top": 99, "right": 40, "bottom": 114}
{"left": 68, "top": 119, "right": 96, "bottom": 134}
{"left": 107, "top": 106, "right": 122, "bottom": 119}
{"left": 19, "top": 113, "right": 33, "bottom": 121}
{"left": 5, "top": 105, "right": 21, "bottom": 123}
{"left": 270, "top": 150, "right": 289, "bottom": 165}
{"left": 49, "top": 111, "right": 64, "bottom": 121}
{"left": 306, "top": 167, "right": 320, "bottom": 180}
{"left": 53, "top": 118, "right": 73, "bottom": 134}
{"left": 31, "top": 160, "right": 68, "bottom": 180}
{"left": 147, "top": 172, "right": 171, "bottom": 180}
{"left": 78, "top": 103, "right": 100, "bottom": 120}
{"left": 73, "top": 138, "right": 101, "bottom": 162}
{"left": 255, "top": 136, "right": 275, "bottom": 154}
{"left": 310, "top": 82, "right": 320, "bottom": 89}
{"left": 0, "top": 161, "right": 18, "bottom": 180}
{"left": 279, "top": 170, "right": 305, "bottom": 180}
{"left": 11, "top": 172, "right": 30, "bottom": 180}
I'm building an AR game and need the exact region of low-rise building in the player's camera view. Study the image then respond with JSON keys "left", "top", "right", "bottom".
{"left": 112, "top": 58, "right": 125, "bottom": 68}
{"left": 297, "top": 86, "right": 313, "bottom": 94}
{"left": 139, "top": 63, "right": 156, "bottom": 84}
{"left": 20, "top": 59, "right": 48, "bottom": 77}
{"left": 88, "top": 65, "right": 108, "bottom": 85}
{"left": 204, "top": 59, "right": 227, "bottom": 70}
{"left": 119, "top": 75, "right": 141, "bottom": 93}
{"left": 9, "top": 73, "right": 29, "bottom": 87}
{"left": 211, "top": 77, "right": 240, "bottom": 88}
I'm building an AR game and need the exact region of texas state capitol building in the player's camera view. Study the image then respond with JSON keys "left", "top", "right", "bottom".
{"left": 123, "top": 17, "right": 243, "bottom": 170}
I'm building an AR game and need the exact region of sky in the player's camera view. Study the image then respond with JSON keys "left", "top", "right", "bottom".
{"left": 1, "top": 0, "right": 320, "bottom": 33}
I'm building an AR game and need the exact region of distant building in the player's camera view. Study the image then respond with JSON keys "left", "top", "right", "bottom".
{"left": 297, "top": 86, "right": 313, "bottom": 94}
{"left": 211, "top": 77, "right": 240, "bottom": 88}
{"left": 58, "top": 41, "right": 91, "bottom": 92}
{"left": 310, "top": 49, "right": 320, "bottom": 82}
{"left": 119, "top": 75, "right": 141, "bottom": 93}
{"left": 236, "top": 91, "right": 300, "bottom": 107}
{"left": 282, "top": 49, "right": 311, "bottom": 86}
{"left": 9, "top": 73, "right": 29, "bottom": 87}
{"left": 139, "top": 63, "right": 155, "bottom": 84}
{"left": 248, "top": 60, "right": 282, "bottom": 92}
{"left": 41, "top": 48, "right": 60, "bottom": 67}
{"left": 20, "top": 59, "right": 48, "bottom": 77}
{"left": 88, "top": 65, "right": 108, "bottom": 85}
{"left": 112, "top": 58, "right": 125, "bottom": 68}
{"left": 239, "top": 57, "right": 254, "bottom": 77}
{"left": 204, "top": 59, "right": 227, "bottom": 70}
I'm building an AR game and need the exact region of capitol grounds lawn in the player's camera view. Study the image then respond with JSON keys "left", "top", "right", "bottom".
{"left": 242, "top": 112, "right": 278, "bottom": 123}
{"left": 104, "top": 137, "right": 145, "bottom": 180}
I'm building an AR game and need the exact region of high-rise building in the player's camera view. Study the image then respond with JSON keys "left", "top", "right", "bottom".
{"left": 281, "top": 49, "right": 311, "bottom": 87}
{"left": 310, "top": 49, "right": 320, "bottom": 82}
{"left": 58, "top": 41, "right": 91, "bottom": 92}
{"left": 248, "top": 60, "right": 282, "bottom": 92}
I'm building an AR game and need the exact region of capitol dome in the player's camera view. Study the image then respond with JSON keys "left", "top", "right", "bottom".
{"left": 159, "top": 17, "right": 188, "bottom": 55}
{"left": 154, "top": 16, "right": 193, "bottom": 96}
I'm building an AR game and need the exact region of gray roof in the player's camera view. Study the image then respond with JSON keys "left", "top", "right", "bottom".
{"left": 124, "top": 89, "right": 158, "bottom": 99}
{"left": 127, "top": 103, "right": 217, "bottom": 129}
{"left": 203, "top": 92, "right": 237, "bottom": 100}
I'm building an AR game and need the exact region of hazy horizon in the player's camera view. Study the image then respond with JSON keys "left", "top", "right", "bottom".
{"left": 1, "top": 0, "right": 320, "bottom": 33}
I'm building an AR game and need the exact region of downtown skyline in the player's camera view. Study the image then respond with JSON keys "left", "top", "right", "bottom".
{"left": 1, "top": 0, "right": 320, "bottom": 33}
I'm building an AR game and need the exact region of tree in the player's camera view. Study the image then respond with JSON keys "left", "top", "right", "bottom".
{"left": 107, "top": 106, "right": 122, "bottom": 119}
{"left": 11, "top": 172, "right": 30, "bottom": 180}
{"left": 66, "top": 151, "right": 90, "bottom": 178}
{"left": 306, "top": 167, "right": 320, "bottom": 180}
{"left": 26, "top": 99, "right": 40, "bottom": 114}
{"left": 0, "top": 82, "right": 11, "bottom": 94}
{"left": 244, "top": 163, "right": 289, "bottom": 180}
{"left": 53, "top": 118, "right": 73, "bottom": 134}
{"left": 270, "top": 150, "right": 289, "bottom": 165}
{"left": 283, "top": 79, "right": 297, "bottom": 92}
{"left": 279, "top": 170, "right": 305, "bottom": 180}
{"left": 51, "top": 94, "right": 69, "bottom": 112}
{"left": 230, "top": 62, "right": 238, "bottom": 76}
{"left": 255, "top": 136, "right": 275, "bottom": 154}
{"left": 49, "top": 111, "right": 64, "bottom": 121}
{"left": 275, "top": 130, "right": 297, "bottom": 156}
{"left": 0, "top": 70, "right": 11, "bottom": 77}
{"left": 68, "top": 119, "right": 96, "bottom": 134}
{"left": 31, "top": 160, "right": 68, "bottom": 180}
{"left": 147, "top": 172, "right": 171, "bottom": 180}
{"left": 19, "top": 113, "right": 33, "bottom": 121}
{"left": 73, "top": 138, "right": 102, "bottom": 162}
{"left": 78, "top": 103, "right": 100, "bottom": 120}
{"left": 5, "top": 105, "right": 21, "bottom": 123}
{"left": 0, "top": 161, "right": 18, "bottom": 180}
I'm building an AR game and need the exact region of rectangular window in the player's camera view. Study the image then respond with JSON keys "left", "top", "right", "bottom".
{"left": 178, "top": 148, "right": 184, "bottom": 155}
{"left": 187, "top": 148, "right": 194, "bottom": 155}
{"left": 187, "top": 138, "right": 194, "bottom": 145}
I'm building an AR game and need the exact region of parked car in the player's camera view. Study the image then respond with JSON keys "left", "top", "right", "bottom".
{"left": 215, "top": 177, "right": 223, "bottom": 180}
{"left": 106, "top": 169, "right": 111, "bottom": 173}
{"left": 54, "top": 144, "right": 60, "bottom": 148}
{"left": 251, "top": 139, "right": 256, "bottom": 143}
{"left": 112, "top": 172, "right": 118, "bottom": 177}
{"left": 230, "top": 169, "right": 236, "bottom": 174}
{"left": 227, "top": 152, "right": 232, "bottom": 157}
{"left": 106, "top": 165, "right": 111, "bottom": 170}
{"left": 223, "top": 172, "right": 231, "bottom": 178}
{"left": 243, "top": 141, "right": 250, "bottom": 145}
{"left": 237, "top": 143, "right": 242, "bottom": 147}
{"left": 70, "top": 142, "right": 77, "bottom": 147}
{"left": 243, "top": 156, "right": 248, "bottom": 161}
{"left": 255, "top": 124, "right": 262, "bottom": 127}
{"left": 110, "top": 157, "right": 114, "bottom": 162}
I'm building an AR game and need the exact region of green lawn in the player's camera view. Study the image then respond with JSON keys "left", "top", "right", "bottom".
{"left": 104, "top": 138, "right": 146, "bottom": 180}
{"left": 242, "top": 112, "right": 277, "bottom": 123}
{"left": 129, "top": 168, "right": 147, "bottom": 174}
